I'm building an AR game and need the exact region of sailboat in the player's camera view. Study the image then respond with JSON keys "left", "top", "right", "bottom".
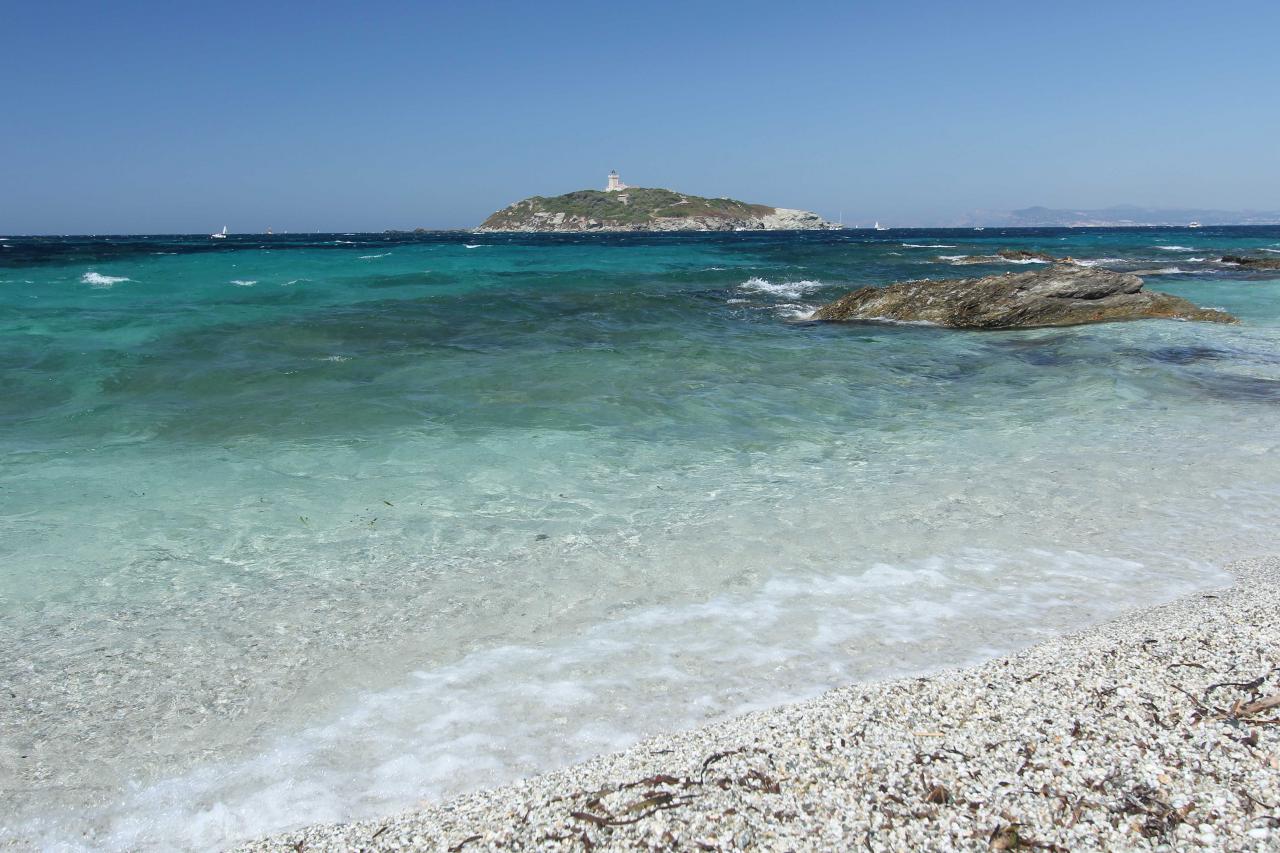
{"left": 210, "top": 226, "right": 228, "bottom": 239}
{"left": 873, "top": 221, "right": 888, "bottom": 231}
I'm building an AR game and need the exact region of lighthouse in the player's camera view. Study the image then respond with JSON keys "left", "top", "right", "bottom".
{"left": 605, "top": 170, "right": 628, "bottom": 192}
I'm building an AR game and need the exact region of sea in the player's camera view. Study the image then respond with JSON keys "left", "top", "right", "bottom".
{"left": 2, "top": 227, "right": 1279, "bottom": 850}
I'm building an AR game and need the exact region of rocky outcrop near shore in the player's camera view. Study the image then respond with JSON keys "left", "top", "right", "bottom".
{"left": 811, "top": 265, "right": 1236, "bottom": 328}
{"left": 1221, "top": 255, "right": 1280, "bottom": 270}
{"left": 476, "top": 187, "right": 836, "bottom": 233}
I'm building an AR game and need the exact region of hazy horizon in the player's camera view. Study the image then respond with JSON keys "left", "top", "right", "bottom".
{"left": 4, "top": 0, "right": 1278, "bottom": 234}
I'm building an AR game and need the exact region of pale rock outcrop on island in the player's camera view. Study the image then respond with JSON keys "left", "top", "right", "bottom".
{"left": 475, "top": 187, "right": 836, "bottom": 233}
{"left": 811, "top": 265, "right": 1236, "bottom": 329}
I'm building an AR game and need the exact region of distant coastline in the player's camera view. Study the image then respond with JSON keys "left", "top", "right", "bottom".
{"left": 935, "top": 205, "right": 1280, "bottom": 229}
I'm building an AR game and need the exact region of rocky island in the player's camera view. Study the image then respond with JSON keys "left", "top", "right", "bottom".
{"left": 476, "top": 172, "right": 835, "bottom": 233}
{"left": 811, "top": 265, "right": 1236, "bottom": 329}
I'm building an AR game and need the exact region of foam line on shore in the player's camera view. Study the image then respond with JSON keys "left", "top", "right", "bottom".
{"left": 240, "top": 556, "right": 1280, "bottom": 851}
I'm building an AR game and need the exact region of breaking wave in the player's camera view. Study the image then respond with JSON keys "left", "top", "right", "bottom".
{"left": 737, "top": 277, "right": 825, "bottom": 299}
{"left": 81, "top": 272, "right": 130, "bottom": 287}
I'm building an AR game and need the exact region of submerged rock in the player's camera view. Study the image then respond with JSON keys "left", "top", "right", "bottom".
{"left": 811, "top": 265, "right": 1236, "bottom": 329}
{"left": 1220, "top": 255, "right": 1280, "bottom": 270}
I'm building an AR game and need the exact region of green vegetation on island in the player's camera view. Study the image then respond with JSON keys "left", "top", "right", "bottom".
{"left": 476, "top": 186, "right": 833, "bottom": 232}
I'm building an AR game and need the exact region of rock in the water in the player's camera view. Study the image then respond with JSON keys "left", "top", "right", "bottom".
{"left": 811, "top": 265, "right": 1236, "bottom": 329}
{"left": 1221, "top": 255, "right": 1280, "bottom": 270}
{"left": 996, "top": 249, "right": 1058, "bottom": 263}
{"left": 942, "top": 249, "right": 1059, "bottom": 265}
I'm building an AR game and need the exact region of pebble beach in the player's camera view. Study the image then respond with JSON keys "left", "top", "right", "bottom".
{"left": 240, "top": 555, "right": 1280, "bottom": 851}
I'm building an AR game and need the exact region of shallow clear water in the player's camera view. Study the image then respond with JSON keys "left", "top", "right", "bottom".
{"left": 2, "top": 228, "right": 1279, "bottom": 849}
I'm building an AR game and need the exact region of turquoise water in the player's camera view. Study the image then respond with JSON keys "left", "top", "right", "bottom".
{"left": 3, "top": 229, "right": 1280, "bottom": 849}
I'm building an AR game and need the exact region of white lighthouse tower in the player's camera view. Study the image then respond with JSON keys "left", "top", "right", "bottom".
{"left": 605, "top": 170, "right": 628, "bottom": 192}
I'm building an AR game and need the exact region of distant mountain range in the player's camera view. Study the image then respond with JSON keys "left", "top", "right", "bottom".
{"left": 954, "top": 206, "right": 1280, "bottom": 228}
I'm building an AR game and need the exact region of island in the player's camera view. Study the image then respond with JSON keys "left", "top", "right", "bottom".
{"left": 475, "top": 171, "right": 836, "bottom": 233}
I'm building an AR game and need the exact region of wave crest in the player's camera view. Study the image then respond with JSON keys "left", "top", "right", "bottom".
{"left": 738, "top": 277, "right": 824, "bottom": 299}
{"left": 81, "top": 272, "right": 130, "bottom": 287}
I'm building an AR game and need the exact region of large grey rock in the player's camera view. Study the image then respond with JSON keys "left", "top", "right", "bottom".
{"left": 811, "top": 265, "right": 1236, "bottom": 329}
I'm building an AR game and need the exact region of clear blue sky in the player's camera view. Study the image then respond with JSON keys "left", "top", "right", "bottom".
{"left": 3, "top": 0, "right": 1278, "bottom": 233}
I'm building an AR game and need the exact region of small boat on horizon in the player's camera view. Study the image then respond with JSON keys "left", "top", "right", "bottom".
{"left": 974, "top": 226, "right": 986, "bottom": 231}
{"left": 210, "top": 226, "right": 228, "bottom": 240}
{"left": 873, "top": 221, "right": 888, "bottom": 231}
{"left": 1188, "top": 221, "right": 1202, "bottom": 229}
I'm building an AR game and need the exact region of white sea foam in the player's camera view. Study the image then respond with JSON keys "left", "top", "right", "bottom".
{"left": 464, "top": 244, "right": 483, "bottom": 249}
{"left": 939, "top": 254, "right": 1045, "bottom": 265}
{"left": 738, "top": 277, "right": 824, "bottom": 299}
{"left": 333, "top": 240, "right": 357, "bottom": 245}
{"left": 230, "top": 280, "right": 257, "bottom": 287}
{"left": 1069, "top": 258, "right": 1125, "bottom": 267}
{"left": 1261, "top": 248, "right": 1280, "bottom": 254}
{"left": 29, "top": 547, "right": 1210, "bottom": 852}
{"left": 81, "top": 272, "right": 130, "bottom": 287}
{"left": 777, "top": 304, "right": 817, "bottom": 320}
{"left": 359, "top": 253, "right": 391, "bottom": 259}
{"left": 1155, "top": 245, "right": 1198, "bottom": 252}
{"left": 901, "top": 243, "right": 956, "bottom": 248}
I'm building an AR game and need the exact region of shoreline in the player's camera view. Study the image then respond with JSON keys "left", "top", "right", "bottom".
{"left": 240, "top": 555, "right": 1280, "bottom": 851}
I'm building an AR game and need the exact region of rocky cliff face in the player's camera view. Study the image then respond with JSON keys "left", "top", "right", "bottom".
{"left": 475, "top": 188, "right": 835, "bottom": 233}
{"left": 811, "top": 266, "right": 1236, "bottom": 329}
